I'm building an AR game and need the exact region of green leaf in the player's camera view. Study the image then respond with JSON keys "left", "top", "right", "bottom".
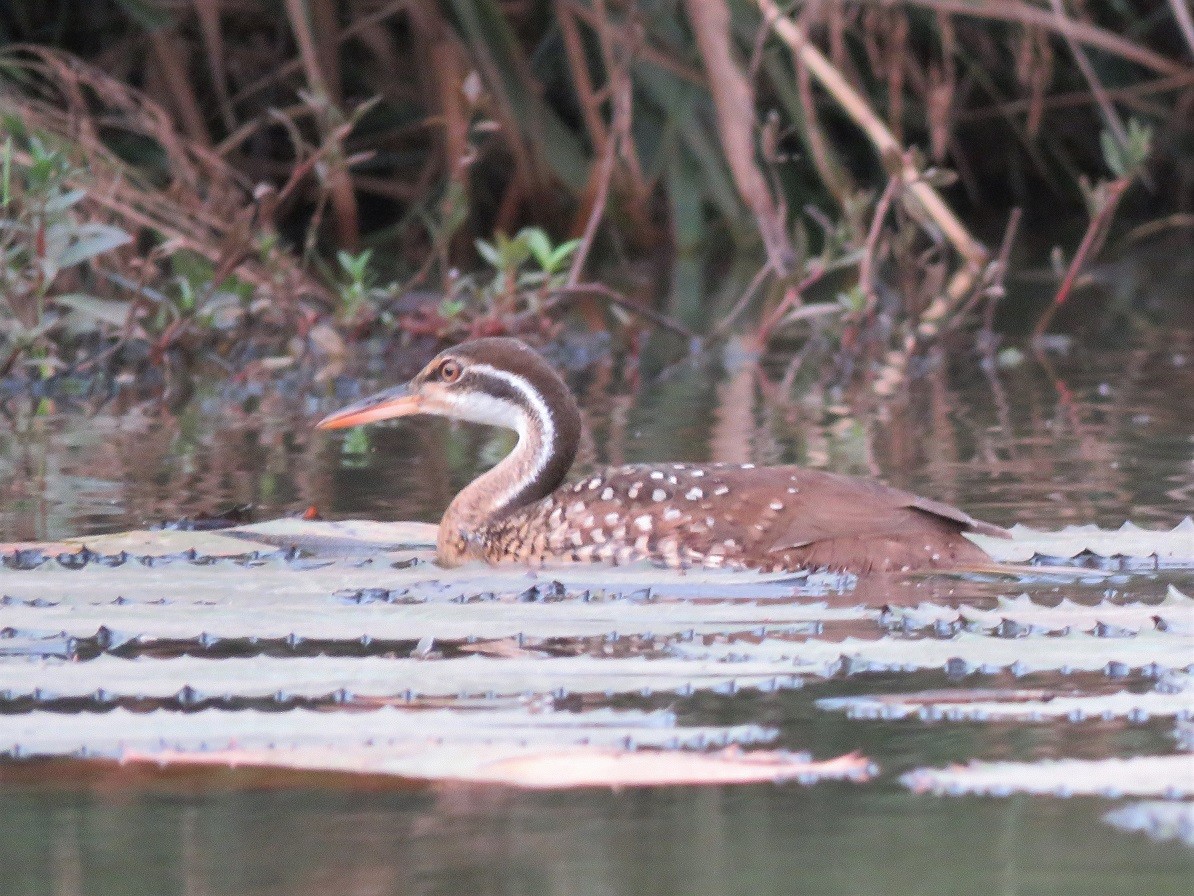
{"left": 548, "top": 239, "right": 581, "bottom": 273}
{"left": 337, "top": 249, "right": 372, "bottom": 282}
{"left": 1100, "top": 130, "right": 1126, "bottom": 178}
{"left": 521, "top": 227, "right": 553, "bottom": 270}
{"left": 1, "top": 136, "right": 11, "bottom": 209}
{"left": 53, "top": 293, "right": 133, "bottom": 328}
{"left": 56, "top": 223, "right": 132, "bottom": 268}
{"left": 475, "top": 239, "right": 502, "bottom": 269}
{"left": 42, "top": 189, "right": 86, "bottom": 214}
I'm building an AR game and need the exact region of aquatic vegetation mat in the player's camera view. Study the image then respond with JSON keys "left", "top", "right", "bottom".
{"left": 1, "top": 518, "right": 1192, "bottom": 809}
{"left": 1103, "top": 801, "right": 1194, "bottom": 847}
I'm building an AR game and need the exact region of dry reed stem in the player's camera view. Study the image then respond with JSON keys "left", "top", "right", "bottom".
{"left": 790, "top": 50, "right": 855, "bottom": 211}
{"left": 1169, "top": 0, "right": 1194, "bottom": 58}
{"left": 282, "top": 0, "right": 359, "bottom": 250}
{"left": 687, "top": 0, "right": 794, "bottom": 275}
{"left": 310, "top": 0, "right": 344, "bottom": 106}
{"left": 759, "top": 0, "right": 988, "bottom": 313}
{"left": 961, "top": 68, "right": 1194, "bottom": 124}
{"left": 192, "top": 0, "right": 237, "bottom": 133}
{"left": 565, "top": 78, "right": 623, "bottom": 290}
{"left": 859, "top": 174, "right": 901, "bottom": 316}
{"left": 566, "top": 0, "right": 705, "bottom": 87}
{"left": 427, "top": 34, "right": 472, "bottom": 196}
{"left": 148, "top": 28, "right": 213, "bottom": 149}
{"left": 557, "top": 0, "right": 609, "bottom": 152}
{"left": 230, "top": 1, "right": 411, "bottom": 108}
{"left": 1033, "top": 176, "right": 1131, "bottom": 339}
{"left": 1046, "top": 0, "right": 1143, "bottom": 188}
{"left": 877, "top": 0, "right": 1185, "bottom": 77}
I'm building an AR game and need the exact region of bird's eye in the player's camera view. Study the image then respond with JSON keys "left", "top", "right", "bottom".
{"left": 438, "top": 359, "right": 462, "bottom": 383}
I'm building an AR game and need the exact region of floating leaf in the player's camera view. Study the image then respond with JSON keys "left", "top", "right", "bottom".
{"left": 818, "top": 687, "right": 1194, "bottom": 724}
{"left": 972, "top": 519, "right": 1194, "bottom": 567}
{"left": 0, "top": 705, "right": 872, "bottom": 788}
{"left": 2, "top": 517, "right": 1192, "bottom": 798}
{"left": 0, "top": 653, "right": 810, "bottom": 702}
{"left": 902, "top": 755, "right": 1194, "bottom": 799}
{"left": 126, "top": 744, "right": 874, "bottom": 789}
{"left": 0, "top": 705, "right": 768, "bottom": 756}
{"left": 1103, "top": 801, "right": 1194, "bottom": 846}
{"left": 889, "top": 587, "right": 1194, "bottom": 636}
{"left": 0, "top": 587, "right": 862, "bottom": 643}
{"left": 669, "top": 628, "right": 1194, "bottom": 677}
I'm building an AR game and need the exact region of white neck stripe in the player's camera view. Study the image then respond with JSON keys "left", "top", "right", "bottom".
{"left": 467, "top": 362, "right": 555, "bottom": 512}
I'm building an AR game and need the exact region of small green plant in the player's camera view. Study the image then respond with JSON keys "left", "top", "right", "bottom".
{"left": 0, "top": 129, "right": 132, "bottom": 359}
{"left": 336, "top": 248, "right": 373, "bottom": 319}
{"left": 473, "top": 226, "right": 580, "bottom": 312}
{"left": 333, "top": 248, "right": 400, "bottom": 330}
{"left": 1100, "top": 119, "right": 1153, "bottom": 181}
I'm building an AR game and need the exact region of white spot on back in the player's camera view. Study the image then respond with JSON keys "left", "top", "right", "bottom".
{"left": 685, "top": 487, "right": 703, "bottom": 500}
{"left": 652, "top": 489, "right": 667, "bottom": 502}
{"left": 600, "top": 487, "right": 614, "bottom": 501}
{"left": 634, "top": 515, "right": 652, "bottom": 532}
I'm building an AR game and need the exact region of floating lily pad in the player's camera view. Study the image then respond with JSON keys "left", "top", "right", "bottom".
{"left": 124, "top": 744, "right": 875, "bottom": 789}
{"left": 0, "top": 705, "right": 872, "bottom": 789}
{"left": 0, "top": 653, "right": 810, "bottom": 702}
{"left": 889, "top": 586, "right": 1194, "bottom": 635}
{"left": 1103, "top": 801, "right": 1194, "bottom": 846}
{"left": 3, "top": 517, "right": 1193, "bottom": 791}
{"left": 669, "top": 628, "right": 1194, "bottom": 677}
{"left": 901, "top": 754, "right": 1194, "bottom": 799}
{"left": 817, "top": 687, "right": 1194, "bottom": 723}
{"left": 972, "top": 519, "right": 1194, "bottom": 566}
{"left": 0, "top": 566, "right": 868, "bottom": 643}
{"left": 0, "top": 705, "right": 771, "bottom": 756}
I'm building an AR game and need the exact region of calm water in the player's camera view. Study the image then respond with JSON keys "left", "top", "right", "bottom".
{"left": 1, "top": 315, "right": 1193, "bottom": 892}
{"left": 3, "top": 329, "right": 1193, "bottom": 540}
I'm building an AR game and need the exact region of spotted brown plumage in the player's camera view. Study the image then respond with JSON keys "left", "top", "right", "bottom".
{"left": 317, "top": 337, "right": 1010, "bottom": 574}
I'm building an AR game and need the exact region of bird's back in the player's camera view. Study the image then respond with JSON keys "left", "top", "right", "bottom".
{"left": 469, "top": 462, "right": 1006, "bottom": 574}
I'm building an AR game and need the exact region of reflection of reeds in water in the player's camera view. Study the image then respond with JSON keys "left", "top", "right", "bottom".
{"left": 1, "top": 330, "right": 1192, "bottom": 540}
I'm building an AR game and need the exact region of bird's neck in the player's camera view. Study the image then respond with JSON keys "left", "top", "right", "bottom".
{"left": 437, "top": 394, "right": 580, "bottom": 565}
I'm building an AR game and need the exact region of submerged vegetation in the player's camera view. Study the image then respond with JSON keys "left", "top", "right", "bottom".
{"left": 0, "top": 1, "right": 1191, "bottom": 403}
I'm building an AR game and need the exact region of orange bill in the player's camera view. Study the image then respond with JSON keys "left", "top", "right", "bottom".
{"left": 316, "top": 384, "right": 422, "bottom": 430}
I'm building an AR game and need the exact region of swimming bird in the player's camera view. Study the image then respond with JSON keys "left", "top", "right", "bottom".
{"left": 317, "top": 337, "right": 1008, "bottom": 573}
